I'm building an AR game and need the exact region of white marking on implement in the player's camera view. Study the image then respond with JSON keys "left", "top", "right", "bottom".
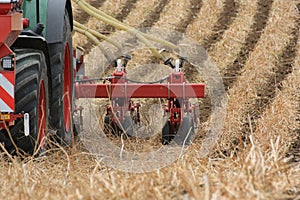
{"left": 0, "top": 74, "right": 14, "bottom": 97}
{"left": 0, "top": 99, "right": 12, "bottom": 112}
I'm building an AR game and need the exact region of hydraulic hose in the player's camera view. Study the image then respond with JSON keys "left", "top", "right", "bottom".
{"left": 74, "top": 26, "right": 112, "bottom": 60}
{"left": 72, "top": 0, "right": 179, "bottom": 60}
{"left": 74, "top": 20, "right": 122, "bottom": 49}
{"left": 77, "top": 0, "right": 178, "bottom": 51}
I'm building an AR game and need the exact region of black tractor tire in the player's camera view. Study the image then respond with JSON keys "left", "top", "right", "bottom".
{"left": 104, "top": 115, "right": 113, "bottom": 134}
{"left": 174, "top": 116, "right": 194, "bottom": 145}
{"left": 48, "top": 10, "right": 74, "bottom": 144}
{"left": 123, "top": 115, "right": 134, "bottom": 136}
{"left": 103, "top": 115, "right": 124, "bottom": 136}
{"left": 4, "top": 48, "right": 49, "bottom": 155}
{"left": 162, "top": 121, "right": 172, "bottom": 145}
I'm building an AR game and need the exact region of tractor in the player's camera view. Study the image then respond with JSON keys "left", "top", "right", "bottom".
{"left": 0, "top": 0, "right": 205, "bottom": 156}
{"left": 0, "top": 0, "right": 74, "bottom": 155}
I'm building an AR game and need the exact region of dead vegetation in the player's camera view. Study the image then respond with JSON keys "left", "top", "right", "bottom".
{"left": 1, "top": 0, "right": 299, "bottom": 199}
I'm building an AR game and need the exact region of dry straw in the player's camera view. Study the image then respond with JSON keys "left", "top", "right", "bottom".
{"left": 185, "top": 0, "right": 226, "bottom": 43}
{"left": 122, "top": 0, "right": 161, "bottom": 27}
{"left": 126, "top": 0, "right": 192, "bottom": 67}
{"left": 1, "top": 0, "right": 299, "bottom": 199}
{"left": 82, "top": 0, "right": 129, "bottom": 34}
{"left": 220, "top": 0, "right": 299, "bottom": 152}
{"left": 208, "top": 0, "right": 258, "bottom": 69}
{"left": 254, "top": 34, "right": 300, "bottom": 153}
{"left": 154, "top": 0, "right": 191, "bottom": 30}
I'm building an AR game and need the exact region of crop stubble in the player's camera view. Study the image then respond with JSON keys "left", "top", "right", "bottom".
{"left": 8, "top": 0, "right": 299, "bottom": 199}
{"left": 220, "top": 0, "right": 299, "bottom": 153}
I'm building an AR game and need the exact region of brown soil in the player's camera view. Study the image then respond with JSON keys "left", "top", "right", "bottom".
{"left": 138, "top": 0, "right": 170, "bottom": 28}
{"left": 247, "top": 6, "right": 300, "bottom": 133}
{"left": 201, "top": 0, "right": 239, "bottom": 50}
{"left": 174, "top": 0, "right": 203, "bottom": 33}
{"left": 222, "top": 0, "right": 274, "bottom": 90}
{"left": 73, "top": 0, "right": 106, "bottom": 24}
{"left": 102, "top": 0, "right": 139, "bottom": 32}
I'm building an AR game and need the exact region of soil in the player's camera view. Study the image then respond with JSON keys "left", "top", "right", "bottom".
{"left": 138, "top": 0, "right": 170, "bottom": 28}
{"left": 222, "top": 0, "right": 274, "bottom": 90}
{"left": 201, "top": 0, "right": 239, "bottom": 50}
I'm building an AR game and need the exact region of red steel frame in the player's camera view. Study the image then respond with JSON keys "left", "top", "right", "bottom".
{"left": 0, "top": 2, "right": 24, "bottom": 129}
{"left": 74, "top": 57, "right": 205, "bottom": 135}
{"left": 75, "top": 64, "right": 205, "bottom": 99}
{"left": 75, "top": 83, "right": 205, "bottom": 99}
{"left": 0, "top": 3, "right": 23, "bottom": 58}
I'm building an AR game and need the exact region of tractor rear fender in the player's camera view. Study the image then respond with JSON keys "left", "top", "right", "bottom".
{"left": 46, "top": 0, "right": 73, "bottom": 44}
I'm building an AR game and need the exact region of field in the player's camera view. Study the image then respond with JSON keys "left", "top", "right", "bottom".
{"left": 1, "top": 0, "right": 300, "bottom": 199}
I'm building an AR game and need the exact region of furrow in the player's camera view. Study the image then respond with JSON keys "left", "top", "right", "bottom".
{"left": 254, "top": 23, "right": 300, "bottom": 161}
{"left": 102, "top": 0, "right": 139, "bottom": 32}
{"left": 126, "top": 0, "right": 203, "bottom": 66}
{"left": 186, "top": 0, "right": 226, "bottom": 43}
{"left": 73, "top": 0, "right": 106, "bottom": 24}
{"left": 174, "top": 0, "right": 203, "bottom": 33}
{"left": 73, "top": 0, "right": 137, "bottom": 52}
{"left": 201, "top": 0, "right": 239, "bottom": 50}
{"left": 208, "top": 0, "right": 259, "bottom": 72}
{"left": 247, "top": 7, "right": 300, "bottom": 133}
{"left": 220, "top": 0, "right": 298, "bottom": 153}
{"left": 138, "top": 0, "right": 170, "bottom": 28}
{"left": 187, "top": 0, "right": 256, "bottom": 126}
{"left": 222, "top": 0, "right": 274, "bottom": 90}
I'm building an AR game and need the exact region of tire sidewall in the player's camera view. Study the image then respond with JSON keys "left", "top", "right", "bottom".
{"left": 12, "top": 49, "right": 49, "bottom": 155}
{"left": 48, "top": 10, "right": 74, "bottom": 144}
